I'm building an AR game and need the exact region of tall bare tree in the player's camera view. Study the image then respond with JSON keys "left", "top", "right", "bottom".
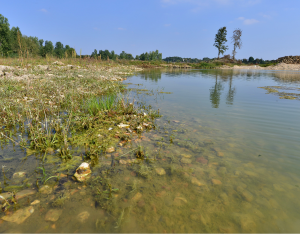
{"left": 231, "top": 28, "right": 242, "bottom": 60}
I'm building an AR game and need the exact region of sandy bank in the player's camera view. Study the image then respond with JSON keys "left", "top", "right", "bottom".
{"left": 221, "top": 63, "right": 300, "bottom": 71}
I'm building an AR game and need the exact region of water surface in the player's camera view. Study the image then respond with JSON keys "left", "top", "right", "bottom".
{"left": 1, "top": 69, "right": 300, "bottom": 233}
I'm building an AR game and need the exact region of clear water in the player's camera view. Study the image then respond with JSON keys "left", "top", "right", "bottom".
{"left": 1, "top": 69, "right": 300, "bottom": 232}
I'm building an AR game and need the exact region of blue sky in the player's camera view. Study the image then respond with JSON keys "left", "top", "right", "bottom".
{"left": 1, "top": 0, "right": 299, "bottom": 60}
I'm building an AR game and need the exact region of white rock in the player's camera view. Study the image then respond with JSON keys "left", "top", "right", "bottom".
{"left": 117, "top": 123, "right": 130, "bottom": 128}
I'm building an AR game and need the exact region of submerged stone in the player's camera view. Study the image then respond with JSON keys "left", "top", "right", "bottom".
{"left": 181, "top": 158, "right": 192, "bottom": 164}
{"left": 45, "top": 209, "right": 63, "bottom": 222}
{"left": 0, "top": 192, "right": 13, "bottom": 200}
{"left": 173, "top": 197, "right": 187, "bottom": 206}
{"left": 74, "top": 162, "right": 91, "bottom": 182}
{"left": 212, "top": 179, "right": 222, "bottom": 185}
{"left": 155, "top": 168, "right": 166, "bottom": 176}
{"left": 12, "top": 172, "right": 26, "bottom": 180}
{"left": 132, "top": 192, "right": 142, "bottom": 202}
{"left": 106, "top": 147, "right": 115, "bottom": 153}
{"left": 181, "top": 154, "right": 192, "bottom": 158}
{"left": 77, "top": 211, "right": 90, "bottom": 223}
{"left": 2, "top": 206, "right": 34, "bottom": 224}
{"left": 39, "top": 185, "right": 53, "bottom": 195}
{"left": 196, "top": 157, "right": 208, "bottom": 164}
{"left": 191, "top": 177, "right": 205, "bottom": 186}
{"left": 31, "top": 200, "right": 40, "bottom": 205}
{"left": 15, "top": 189, "right": 37, "bottom": 200}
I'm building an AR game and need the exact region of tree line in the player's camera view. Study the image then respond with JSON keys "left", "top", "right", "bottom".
{"left": 90, "top": 49, "right": 162, "bottom": 61}
{"left": 0, "top": 14, "right": 76, "bottom": 58}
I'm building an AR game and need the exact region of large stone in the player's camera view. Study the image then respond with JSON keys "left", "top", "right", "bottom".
{"left": 15, "top": 189, "right": 37, "bottom": 200}
{"left": 0, "top": 192, "right": 13, "bottom": 201}
{"left": 212, "top": 179, "right": 222, "bottom": 185}
{"left": 106, "top": 147, "right": 115, "bottom": 153}
{"left": 196, "top": 157, "right": 208, "bottom": 164}
{"left": 2, "top": 206, "right": 34, "bottom": 224}
{"left": 173, "top": 197, "right": 187, "bottom": 206}
{"left": 237, "top": 187, "right": 254, "bottom": 202}
{"left": 191, "top": 177, "right": 205, "bottom": 186}
{"left": 181, "top": 158, "right": 192, "bottom": 164}
{"left": 181, "top": 154, "right": 192, "bottom": 158}
{"left": 74, "top": 162, "right": 91, "bottom": 182}
{"left": 155, "top": 168, "right": 166, "bottom": 176}
{"left": 39, "top": 185, "right": 53, "bottom": 194}
{"left": 131, "top": 192, "right": 142, "bottom": 202}
{"left": 36, "top": 65, "right": 49, "bottom": 70}
{"left": 45, "top": 209, "right": 63, "bottom": 222}
{"left": 77, "top": 211, "right": 90, "bottom": 223}
{"left": 12, "top": 172, "right": 26, "bottom": 180}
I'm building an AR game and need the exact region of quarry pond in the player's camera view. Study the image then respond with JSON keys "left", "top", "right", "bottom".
{"left": 1, "top": 68, "right": 300, "bottom": 233}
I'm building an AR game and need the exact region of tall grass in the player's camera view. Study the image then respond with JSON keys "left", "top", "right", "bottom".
{"left": 87, "top": 94, "right": 117, "bottom": 115}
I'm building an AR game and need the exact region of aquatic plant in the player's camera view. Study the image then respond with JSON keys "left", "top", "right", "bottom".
{"left": 86, "top": 94, "right": 117, "bottom": 115}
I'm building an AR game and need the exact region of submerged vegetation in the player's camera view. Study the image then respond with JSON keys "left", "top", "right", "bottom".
{"left": 259, "top": 86, "right": 300, "bottom": 100}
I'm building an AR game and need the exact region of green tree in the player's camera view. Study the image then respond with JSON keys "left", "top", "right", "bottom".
{"left": 213, "top": 27, "right": 228, "bottom": 59}
{"left": 248, "top": 56, "right": 254, "bottom": 63}
{"left": 26, "top": 36, "right": 39, "bottom": 56}
{"left": 0, "top": 14, "right": 11, "bottom": 56}
{"left": 91, "top": 49, "right": 97, "bottom": 58}
{"left": 9, "top": 26, "right": 22, "bottom": 55}
{"left": 54, "top": 41, "right": 64, "bottom": 58}
{"left": 43, "top": 40, "right": 54, "bottom": 57}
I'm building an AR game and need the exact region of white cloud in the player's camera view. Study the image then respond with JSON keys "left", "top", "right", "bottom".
{"left": 118, "top": 28, "right": 126, "bottom": 30}
{"left": 40, "top": 8, "right": 47, "bottom": 13}
{"left": 238, "top": 17, "right": 259, "bottom": 25}
{"left": 260, "top": 13, "right": 272, "bottom": 19}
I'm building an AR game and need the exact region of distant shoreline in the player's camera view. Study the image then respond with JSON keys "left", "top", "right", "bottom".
{"left": 220, "top": 63, "right": 300, "bottom": 71}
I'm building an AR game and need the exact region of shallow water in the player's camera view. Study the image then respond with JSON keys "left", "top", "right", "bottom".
{"left": 1, "top": 69, "right": 300, "bottom": 233}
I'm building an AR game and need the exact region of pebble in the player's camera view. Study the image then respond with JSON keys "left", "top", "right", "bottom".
{"left": 217, "top": 152, "right": 224, "bottom": 157}
{"left": 155, "top": 191, "right": 167, "bottom": 197}
{"left": 31, "top": 200, "right": 40, "bottom": 205}
{"left": 45, "top": 209, "right": 63, "bottom": 222}
{"left": 196, "top": 157, "right": 208, "bottom": 164}
{"left": 119, "top": 159, "right": 127, "bottom": 165}
{"left": 12, "top": 172, "right": 26, "bottom": 179}
{"left": 106, "top": 147, "right": 115, "bottom": 153}
{"left": 155, "top": 168, "right": 166, "bottom": 176}
{"left": 138, "top": 199, "right": 145, "bottom": 207}
{"left": 173, "top": 197, "right": 187, "bottom": 206}
{"left": 77, "top": 211, "right": 90, "bottom": 223}
{"left": 16, "top": 189, "right": 37, "bottom": 200}
{"left": 238, "top": 189, "right": 254, "bottom": 202}
{"left": 39, "top": 185, "right": 53, "bottom": 195}
{"left": 132, "top": 192, "right": 142, "bottom": 202}
{"left": 2, "top": 206, "right": 34, "bottom": 224}
{"left": 191, "top": 177, "right": 205, "bottom": 186}
{"left": 0, "top": 192, "right": 13, "bottom": 201}
{"left": 181, "top": 158, "right": 192, "bottom": 164}
{"left": 219, "top": 193, "right": 229, "bottom": 206}
{"left": 74, "top": 162, "right": 91, "bottom": 182}
{"left": 181, "top": 154, "right": 192, "bottom": 158}
{"left": 211, "top": 179, "right": 222, "bottom": 185}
